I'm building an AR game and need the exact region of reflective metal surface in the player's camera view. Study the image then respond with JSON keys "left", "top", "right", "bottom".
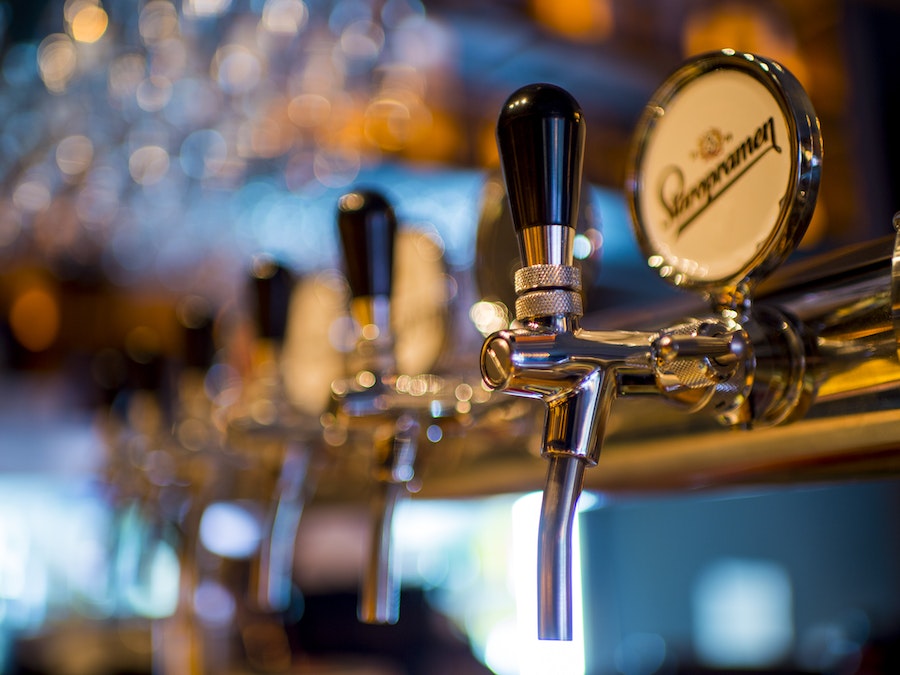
{"left": 1, "top": 1, "right": 899, "bottom": 671}
{"left": 431, "top": 228, "right": 900, "bottom": 499}
{"left": 473, "top": 52, "right": 900, "bottom": 644}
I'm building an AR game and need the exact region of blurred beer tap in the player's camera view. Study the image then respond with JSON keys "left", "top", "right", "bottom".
{"left": 480, "top": 51, "right": 823, "bottom": 640}
{"left": 97, "top": 325, "right": 187, "bottom": 621}
{"left": 155, "top": 298, "right": 228, "bottom": 675}
{"left": 97, "top": 311, "right": 225, "bottom": 672}
{"left": 172, "top": 258, "right": 319, "bottom": 673}
{"left": 235, "top": 257, "right": 319, "bottom": 616}
{"left": 328, "top": 188, "right": 468, "bottom": 625}
{"left": 328, "top": 188, "right": 409, "bottom": 626}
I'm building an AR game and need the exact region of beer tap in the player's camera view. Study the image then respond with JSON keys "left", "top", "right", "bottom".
{"left": 164, "top": 262, "right": 310, "bottom": 673}
{"left": 480, "top": 51, "right": 822, "bottom": 640}
{"left": 328, "top": 188, "right": 410, "bottom": 626}
{"left": 328, "top": 187, "right": 482, "bottom": 626}
{"left": 244, "top": 258, "right": 313, "bottom": 615}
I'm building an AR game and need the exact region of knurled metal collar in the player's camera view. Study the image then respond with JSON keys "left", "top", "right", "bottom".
{"left": 514, "top": 264, "right": 581, "bottom": 294}
{"left": 515, "top": 289, "right": 583, "bottom": 320}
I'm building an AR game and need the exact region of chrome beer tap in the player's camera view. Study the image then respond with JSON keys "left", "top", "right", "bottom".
{"left": 240, "top": 258, "right": 316, "bottom": 616}
{"left": 480, "top": 51, "right": 823, "bottom": 640}
{"left": 330, "top": 187, "right": 518, "bottom": 623}
{"left": 330, "top": 188, "right": 413, "bottom": 625}
{"left": 179, "top": 262, "right": 310, "bottom": 673}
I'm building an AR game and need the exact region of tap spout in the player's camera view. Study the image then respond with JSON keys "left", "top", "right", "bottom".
{"left": 358, "top": 417, "right": 418, "bottom": 625}
{"left": 359, "top": 479, "right": 403, "bottom": 624}
{"left": 482, "top": 326, "right": 639, "bottom": 639}
{"left": 538, "top": 371, "right": 616, "bottom": 639}
{"left": 538, "top": 454, "right": 586, "bottom": 640}
{"left": 255, "top": 442, "right": 314, "bottom": 612}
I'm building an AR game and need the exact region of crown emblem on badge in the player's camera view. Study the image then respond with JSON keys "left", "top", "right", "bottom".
{"left": 692, "top": 127, "right": 733, "bottom": 160}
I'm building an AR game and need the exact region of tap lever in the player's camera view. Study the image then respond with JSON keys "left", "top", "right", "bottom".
{"left": 498, "top": 85, "right": 586, "bottom": 323}
{"left": 498, "top": 83, "right": 585, "bottom": 268}
{"left": 336, "top": 189, "right": 397, "bottom": 300}
{"left": 249, "top": 257, "right": 295, "bottom": 343}
{"left": 337, "top": 189, "right": 397, "bottom": 339}
{"left": 337, "top": 189, "right": 398, "bottom": 376}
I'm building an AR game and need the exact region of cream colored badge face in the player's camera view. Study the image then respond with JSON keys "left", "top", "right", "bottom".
{"left": 632, "top": 57, "right": 814, "bottom": 298}
{"left": 635, "top": 67, "right": 794, "bottom": 286}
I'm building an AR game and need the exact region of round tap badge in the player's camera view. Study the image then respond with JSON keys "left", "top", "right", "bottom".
{"left": 626, "top": 50, "right": 822, "bottom": 305}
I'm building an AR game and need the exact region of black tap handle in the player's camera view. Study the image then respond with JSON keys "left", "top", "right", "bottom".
{"left": 178, "top": 296, "right": 216, "bottom": 370}
{"left": 249, "top": 258, "right": 295, "bottom": 342}
{"left": 497, "top": 84, "right": 585, "bottom": 266}
{"left": 337, "top": 189, "right": 397, "bottom": 300}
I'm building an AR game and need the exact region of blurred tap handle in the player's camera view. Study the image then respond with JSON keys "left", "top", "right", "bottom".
{"left": 336, "top": 189, "right": 399, "bottom": 377}
{"left": 249, "top": 256, "right": 296, "bottom": 344}
{"left": 337, "top": 189, "right": 397, "bottom": 332}
{"left": 497, "top": 83, "right": 585, "bottom": 268}
{"left": 337, "top": 189, "right": 397, "bottom": 300}
{"left": 177, "top": 295, "right": 217, "bottom": 373}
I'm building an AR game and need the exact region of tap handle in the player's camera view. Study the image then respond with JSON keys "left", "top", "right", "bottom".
{"left": 249, "top": 257, "right": 295, "bottom": 342}
{"left": 337, "top": 189, "right": 397, "bottom": 301}
{"left": 337, "top": 190, "right": 398, "bottom": 341}
{"left": 178, "top": 296, "right": 216, "bottom": 371}
{"left": 497, "top": 83, "right": 585, "bottom": 267}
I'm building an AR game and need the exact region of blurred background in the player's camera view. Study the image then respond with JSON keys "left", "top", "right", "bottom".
{"left": 0, "top": 0, "right": 899, "bottom": 673}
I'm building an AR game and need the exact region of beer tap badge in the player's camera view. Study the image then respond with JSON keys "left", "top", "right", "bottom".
{"left": 627, "top": 51, "right": 822, "bottom": 295}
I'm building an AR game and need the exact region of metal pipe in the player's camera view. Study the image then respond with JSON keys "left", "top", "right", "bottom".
{"left": 760, "top": 234, "right": 900, "bottom": 402}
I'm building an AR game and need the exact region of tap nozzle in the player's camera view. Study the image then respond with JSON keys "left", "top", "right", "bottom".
{"left": 358, "top": 415, "right": 418, "bottom": 624}
{"left": 538, "top": 455, "right": 585, "bottom": 640}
